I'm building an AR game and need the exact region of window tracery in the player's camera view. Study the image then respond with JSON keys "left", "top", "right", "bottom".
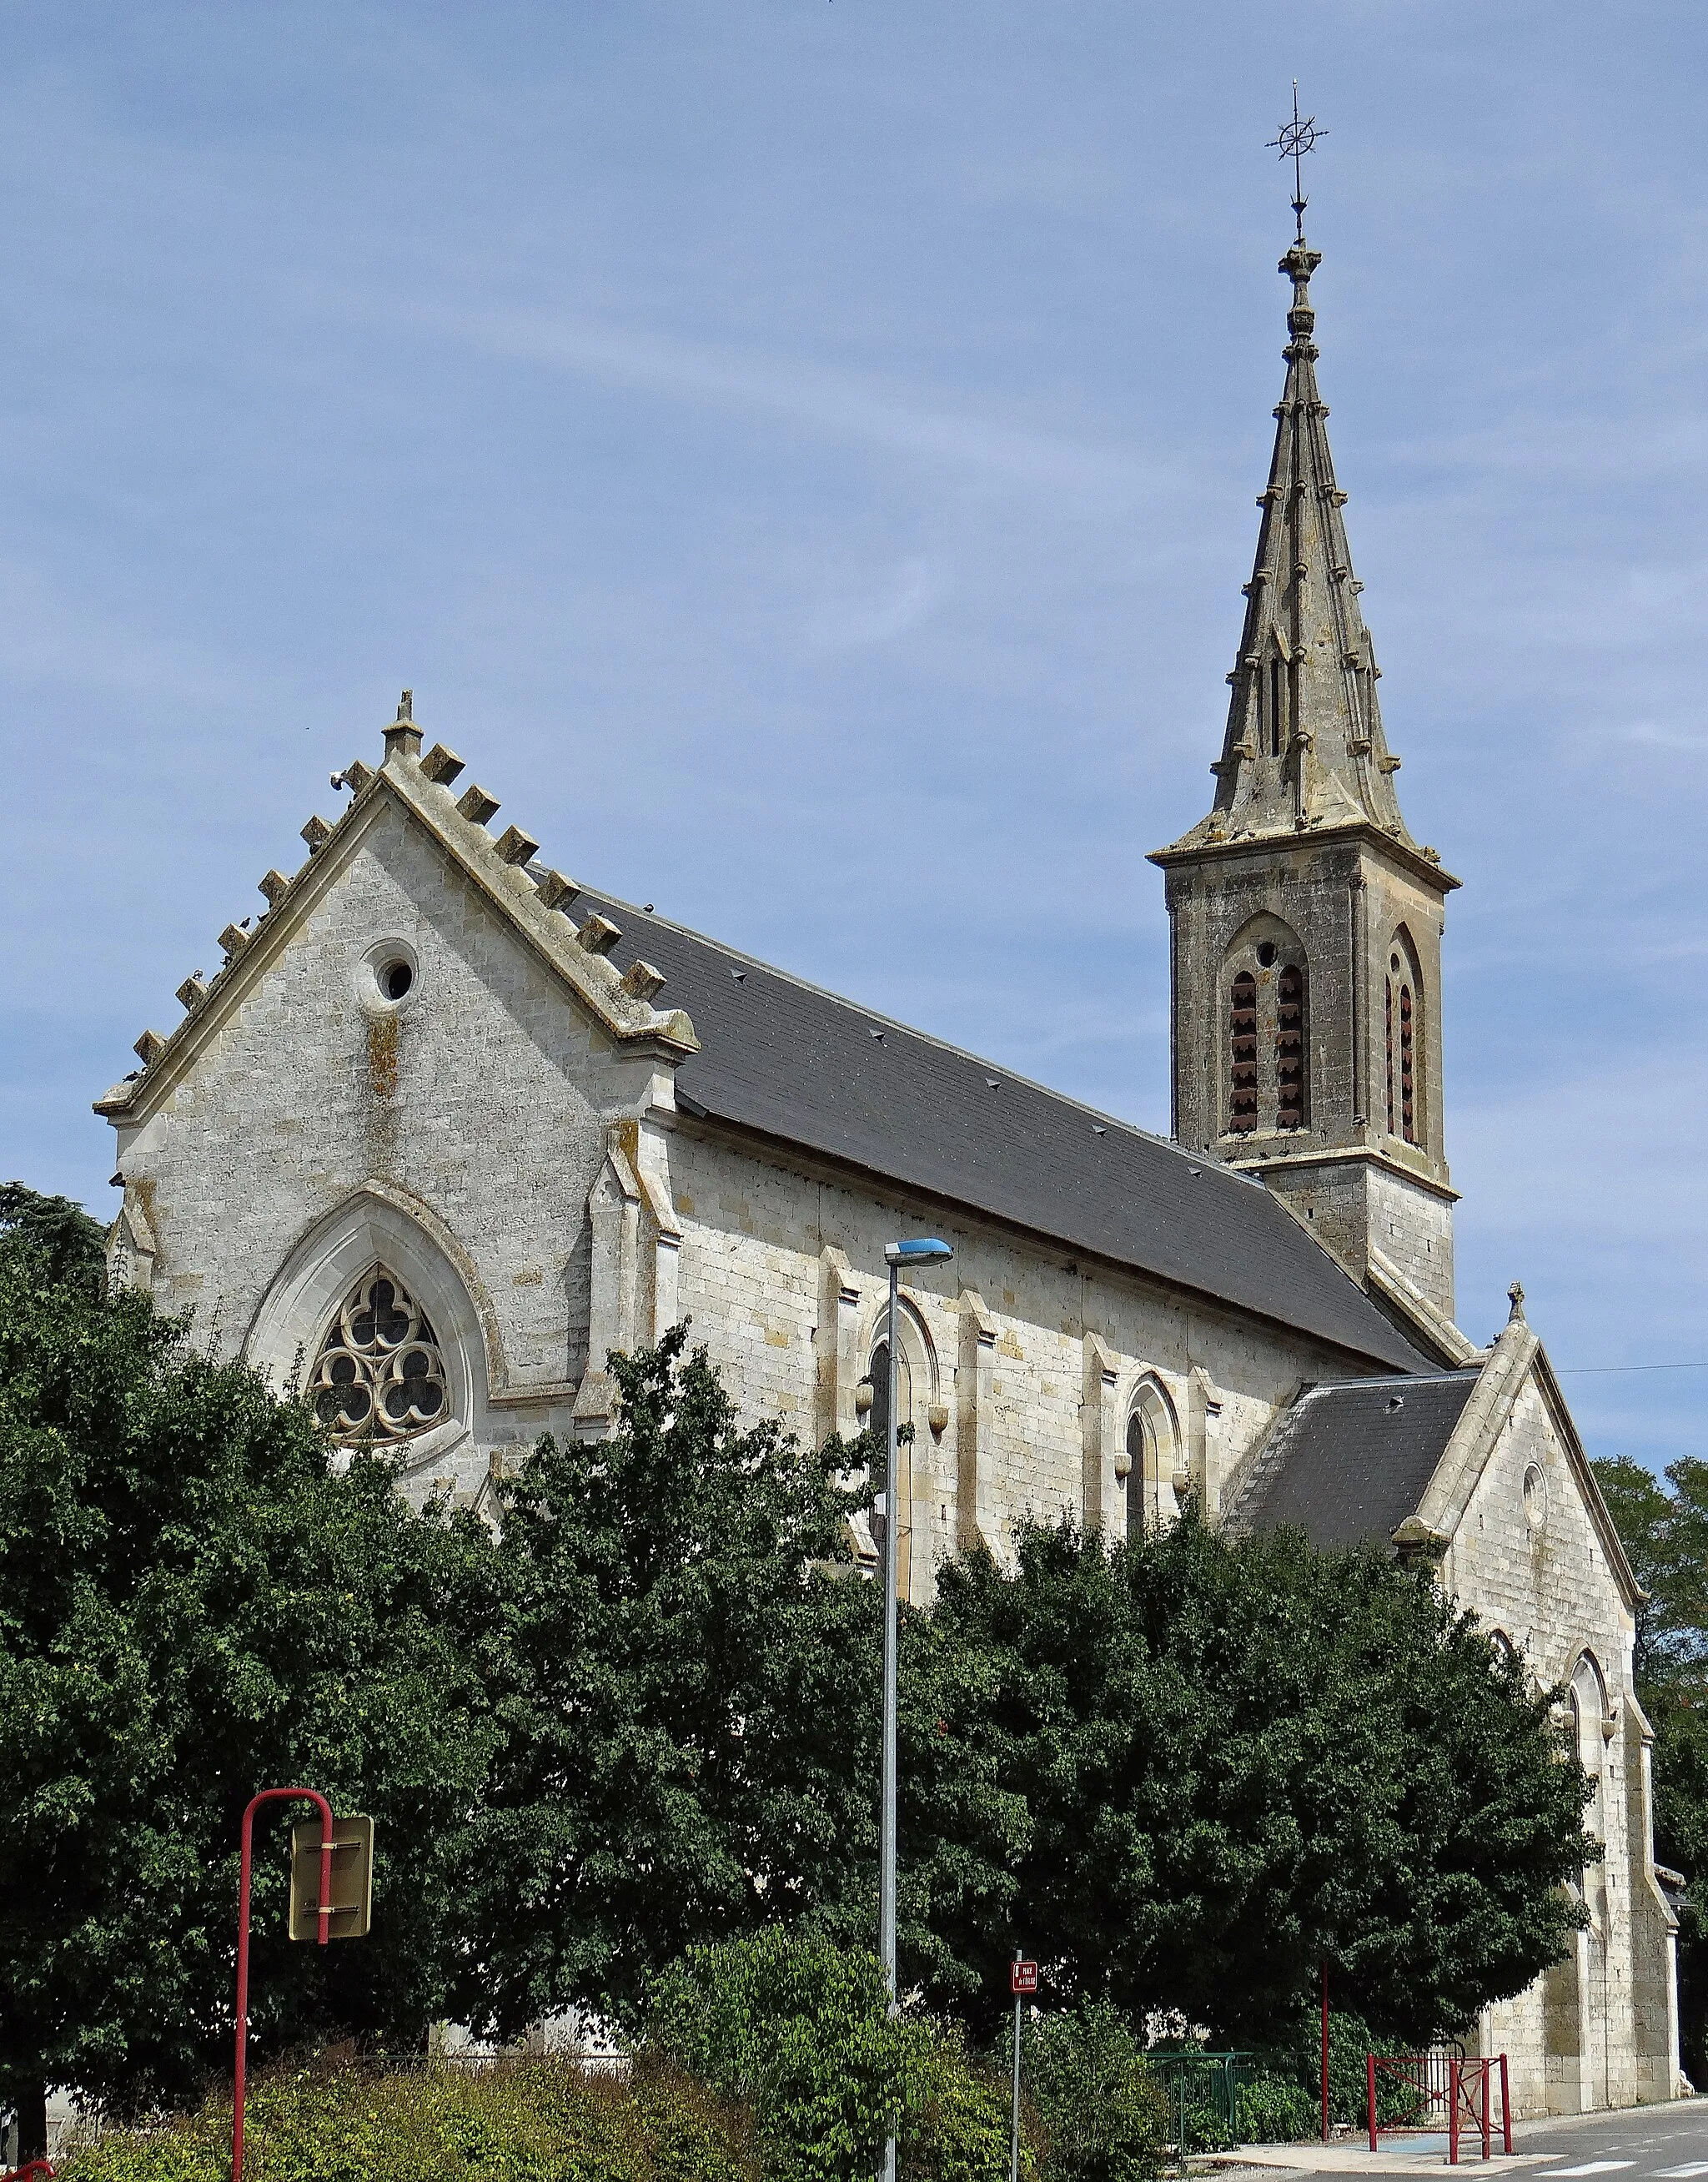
{"left": 311, "top": 1267, "right": 449, "bottom": 1442}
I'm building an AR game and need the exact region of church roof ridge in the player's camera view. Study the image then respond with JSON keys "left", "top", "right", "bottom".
{"left": 572, "top": 881, "right": 1429, "bottom": 1374}
{"left": 578, "top": 881, "right": 1270, "bottom": 1193}
{"left": 1157, "top": 233, "right": 1449, "bottom": 875}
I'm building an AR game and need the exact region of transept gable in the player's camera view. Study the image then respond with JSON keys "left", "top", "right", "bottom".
{"left": 1233, "top": 1285, "right": 1640, "bottom": 1613}
{"left": 93, "top": 692, "right": 697, "bottom": 1125}
{"left": 1399, "top": 1294, "right": 1642, "bottom": 1611}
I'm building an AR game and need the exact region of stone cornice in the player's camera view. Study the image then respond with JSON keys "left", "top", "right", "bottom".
{"left": 1148, "top": 817, "right": 1460, "bottom": 897}
{"left": 1225, "top": 1142, "right": 1460, "bottom": 1206}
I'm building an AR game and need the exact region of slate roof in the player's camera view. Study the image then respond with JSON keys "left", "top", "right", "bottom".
{"left": 575, "top": 886, "right": 1429, "bottom": 1374}
{"left": 1230, "top": 1370, "right": 1483, "bottom": 1547}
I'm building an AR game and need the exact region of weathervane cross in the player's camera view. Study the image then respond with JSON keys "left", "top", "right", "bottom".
{"left": 1267, "top": 82, "right": 1326, "bottom": 242}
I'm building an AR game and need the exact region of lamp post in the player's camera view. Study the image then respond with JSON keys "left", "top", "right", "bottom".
{"left": 878, "top": 1235, "right": 953, "bottom": 2182}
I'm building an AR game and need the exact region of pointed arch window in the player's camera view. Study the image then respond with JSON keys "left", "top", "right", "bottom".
{"left": 1228, "top": 972, "right": 1259, "bottom": 1134}
{"left": 312, "top": 1267, "right": 448, "bottom": 1442}
{"left": 1384, "top": 948, "right": 1418, "bottom": 1146}
{"left": 1125, "top": 1409, "right": 1148, "bottom": 1544}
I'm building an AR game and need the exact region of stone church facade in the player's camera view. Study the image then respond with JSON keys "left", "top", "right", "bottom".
{"left": 97, "top": 236, "right": 1679, "bottom": 2111}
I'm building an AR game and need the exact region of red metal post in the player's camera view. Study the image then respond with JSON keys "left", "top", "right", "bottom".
{"left": 1366, "top": 2054, "right": 1377, "bottom": 2153}
{"left": 1448, "top": 2058, "right": 1459, "bottom": 2166}
{"left": 233, "top": 1788, "right": 334, "bottom": 2182}
{"left": 1480, "top": 2060, "right": 1490, "bottom": 2160}
{"left": 1499, "top": 2054, "right": 1511, "bottom": 2154}
{"left": 1321, "top": 1963, "right": 1330, "bottom": 2141}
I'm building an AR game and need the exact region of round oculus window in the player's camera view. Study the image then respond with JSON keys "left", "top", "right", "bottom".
{"left": 1256, "top": 940, "right": 1278, "bottom": 968}
{"left": 359, "top": 938, "right": 420, "bottom": 1012}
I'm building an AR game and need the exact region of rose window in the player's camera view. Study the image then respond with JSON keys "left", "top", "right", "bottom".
{"left": 311, "top": 1269, "right": 448, "bottom": 1442}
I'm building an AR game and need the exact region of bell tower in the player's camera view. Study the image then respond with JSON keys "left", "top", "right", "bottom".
{"left": 1149, "top": 235, "right": 1461, "bottom": 1327}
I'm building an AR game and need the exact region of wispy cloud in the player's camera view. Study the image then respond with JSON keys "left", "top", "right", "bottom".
{"left": 356, "top": 292, "right": 1159, "bottom": 502}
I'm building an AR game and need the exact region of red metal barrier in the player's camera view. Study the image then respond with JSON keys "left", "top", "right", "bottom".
{"left": 1366, "top": 2054, "right": 1510, "bottom": 2163}
{"left": 3, "top": 2161, "right": 56, "bottom": 2180}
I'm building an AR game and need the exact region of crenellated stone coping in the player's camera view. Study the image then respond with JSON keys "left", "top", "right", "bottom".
{"left": 394, "top": 750, "right": 693, "bottom": 1047}
{"left": 100, "top": 707, "right": 696, "bottom": 1112}
{"left": 494, "top": 824, "right": 539, "bottom": 867}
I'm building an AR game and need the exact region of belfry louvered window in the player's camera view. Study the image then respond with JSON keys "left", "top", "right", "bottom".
{"left": 1275, "top": 963, "right": 1306, "bottom": 1129}
{"left": 1385, "top": 953, "right": 1417, "bottom": 1145}
{"left": 1228, "top": 972, "right": 1258, "bottom": 1134}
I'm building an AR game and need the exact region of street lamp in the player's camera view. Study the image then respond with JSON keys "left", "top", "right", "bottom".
{"left": 878, "top": 1235, "right": 953, "bottom": 2182}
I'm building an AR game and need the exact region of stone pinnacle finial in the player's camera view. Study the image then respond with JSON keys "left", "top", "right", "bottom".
{"left": 383, "top": 685, "right": 422, "bottom": 762}
{"left": 1280, "top": 237, "right": 1322, "bottom": 344}
{"left": 1507, "top": 1280, "right": 1526, "bottom": 1324}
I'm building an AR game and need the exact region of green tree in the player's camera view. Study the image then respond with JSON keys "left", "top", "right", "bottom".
{"left": 647, "top": 1927, "right": 923, "bottom": 2182}
{"left": 0, "top": 1237, "right": 499, "bottom": 2150}
{"left": 453, "top": 1323, "right": 1025, "bottom": 2039}
{"left": 920, "top": 1512, "right": 1591, "bottom": 2046}
{"left": 0, "top": 1181, "right": 108, "bottom": 1297}
{"left": 1592, "top": 1454, "right": 1708, "bottom": 2075}
{"left": 455, "top": 1328, "right": 881, "bottom": 2037}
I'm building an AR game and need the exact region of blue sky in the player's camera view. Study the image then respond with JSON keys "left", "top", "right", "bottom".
{"left": 3, "top": 3, "right": 1705, "bottom": 1472}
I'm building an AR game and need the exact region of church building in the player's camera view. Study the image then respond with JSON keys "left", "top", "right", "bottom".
{"left": 96, "top": 233, "right": 1680, "bottom": 2113}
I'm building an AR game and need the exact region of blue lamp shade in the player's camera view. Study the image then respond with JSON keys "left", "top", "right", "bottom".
{"left": 885, "top": 1237, "right": 954, "bottom": 1266}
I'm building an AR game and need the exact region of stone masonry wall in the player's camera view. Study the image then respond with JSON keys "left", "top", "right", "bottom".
{"left": 664, "top": 1124, "right": 1391, "bottom": 1601}
{"left": 105, "top": 800, "right": 637, "bottom": 1497}
{"left": 1446, "top": 1376, "right": 1665, "bottom": 2114}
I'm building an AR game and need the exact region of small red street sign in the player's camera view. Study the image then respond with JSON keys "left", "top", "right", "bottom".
{"left": 1011, "top": 1958, "right": 1038, "bottom": 1995}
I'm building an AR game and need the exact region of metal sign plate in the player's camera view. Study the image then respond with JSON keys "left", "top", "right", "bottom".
{"left": 288, "top": 1813, "right": 374, "bottom": 1940}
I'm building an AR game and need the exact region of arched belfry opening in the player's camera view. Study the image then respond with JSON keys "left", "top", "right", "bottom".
{"left": 1219, "top": 920, "right": 1309, "bottom": 1140}
{"left": 1385, "top": 926, "right": 1425, "bottom": 1150}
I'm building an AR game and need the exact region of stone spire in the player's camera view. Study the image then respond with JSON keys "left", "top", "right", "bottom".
{"left": 1168, "top": 238, "right": 1424, "bottom": 857}
{"left": 1150, "top": 233, "right": 1464, "bottom": 1340}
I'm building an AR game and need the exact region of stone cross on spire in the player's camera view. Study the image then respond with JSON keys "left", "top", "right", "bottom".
{"left": 1167, "top": 238, "right": 1431, "bottom": 859}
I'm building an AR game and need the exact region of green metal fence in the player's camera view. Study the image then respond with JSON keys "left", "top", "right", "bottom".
{"left": 1148, "top": 2051, "right": 1259, "bottom": 2154}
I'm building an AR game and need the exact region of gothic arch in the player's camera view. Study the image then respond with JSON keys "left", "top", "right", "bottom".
{"left": 1384, "top": 924, "right": 1426, "bottom": 1149}
{"left": 243, "top": 1182, "right": 495, "bottom": 1475}
{"left": 1121, "top": 1372, "right": 1183, "bottom": 1541}
{"left": 861, "top": 1292, "right": 941, "bottom": 1605}
{"left": 1219, "top": 912, "right": 1310, "bottom": 1138}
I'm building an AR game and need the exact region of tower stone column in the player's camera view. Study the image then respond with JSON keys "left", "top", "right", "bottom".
{"left": 1150, "top": 237, "right": 1459, "bottom": 1323}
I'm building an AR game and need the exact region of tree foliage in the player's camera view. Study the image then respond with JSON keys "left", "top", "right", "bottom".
{"left": 0, "top": 1181, "right": 108, "bottom": 1298}
{"left": 451, "top": 1329, "right": 881, "bottom": 2035}
{"left": 0, "top": 1233, "right": 1603, "bottom": 2137}
{"left": 646, "top": 1927, "right": 922, "bottom": 2182}
{"left": 0, "top": 1232, "right": 498, "bottom": 2130}
{"left": 920, "top": 1513, "right": 1591, "bottom": 2044}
